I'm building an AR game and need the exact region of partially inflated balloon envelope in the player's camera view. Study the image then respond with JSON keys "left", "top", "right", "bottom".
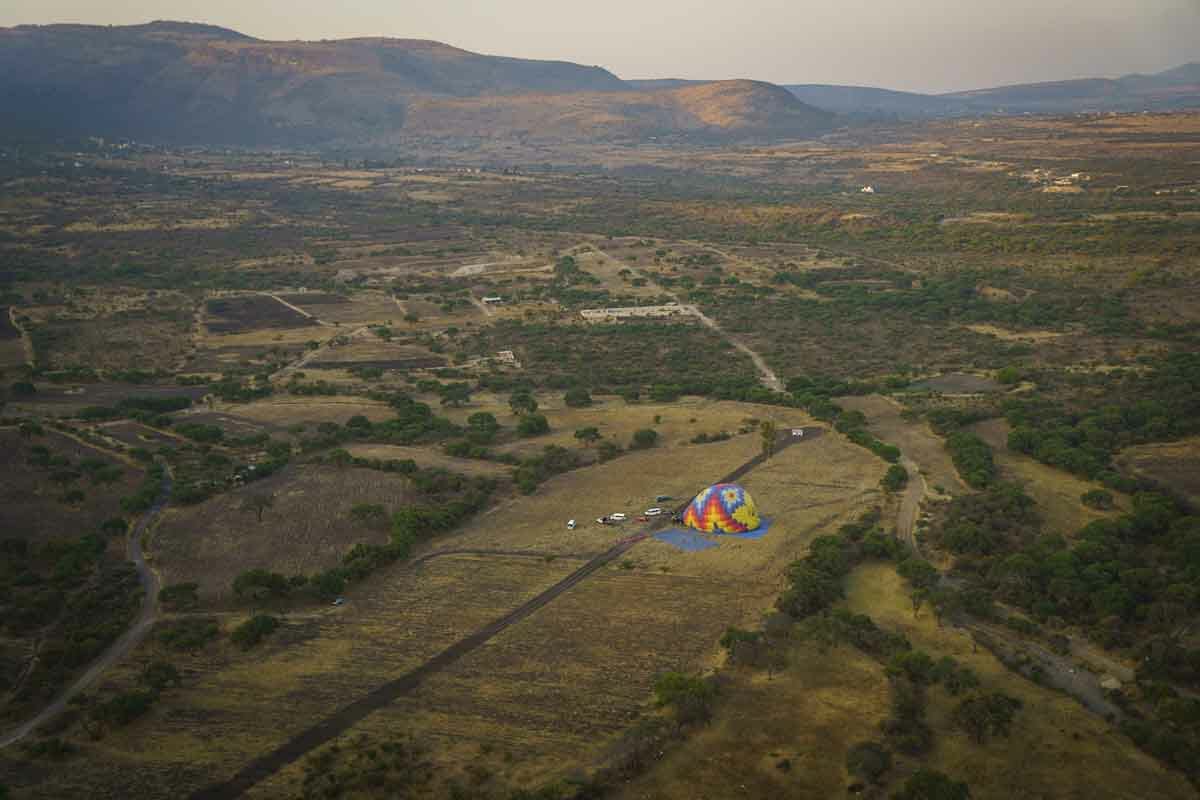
{"left": 681, "top": 483, "right": 761, "bottom": 534}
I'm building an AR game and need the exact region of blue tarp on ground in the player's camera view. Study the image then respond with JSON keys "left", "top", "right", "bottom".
{"left": 654, "top": 518, "right": 773, "bottom": 551}
{"left": 654, "top": 529, "right": 719, "bottom": 552}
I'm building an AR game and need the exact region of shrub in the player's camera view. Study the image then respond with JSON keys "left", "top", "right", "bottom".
{"left": 882, "top": 464, "right": 909, "bottom": 493}
{"left": 563, "top": 387, "right": 593, "bottom": 408}
{"left": 517, "top": 413, "right": 550, "bottom": 437}
{"left": 653, "top": 672, "right": 717, "bottom": 725}
{"left": 231, "top": 614, "right": 281, "bottom": 650}
{"left": 631, "top": 428, "right": 659, "bottom": 449}
{"left": 845, "top": 740, "right": 891, "bottom": 784}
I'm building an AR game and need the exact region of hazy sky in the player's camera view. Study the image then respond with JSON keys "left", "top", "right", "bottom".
{"left": 2, "top": 0, "right": 1198, "bottom": 93}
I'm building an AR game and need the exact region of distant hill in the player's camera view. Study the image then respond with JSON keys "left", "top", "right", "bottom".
{"left": 786, "top": 63, "right": 1200, "bottom": 118}
{"left": 0, "top": 22, "right": 832, "bottom": 146}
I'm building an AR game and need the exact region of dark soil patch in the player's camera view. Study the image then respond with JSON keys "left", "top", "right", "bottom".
{"left": 205, "top": 296, "right": 317, "bottom": 334}
{"left": 101, "top": 421, "right": 182, "bottom": 449}
{"left": 19, "top": 384, "right": 209, "bottom": 408}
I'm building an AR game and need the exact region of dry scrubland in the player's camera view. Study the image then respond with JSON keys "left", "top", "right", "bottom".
{"left": 152, "top": 464, "right": 414, "bottom": 601}
{"left": 23, "top": 555, "right": 577, "bottom": 799}
{"left": 846, "top": 564, "right": 1194, "bottom": 800}
{"left": 248, "top": 423, "right": 885, "bottom": 796}
{"left": 612, "top": 645, "right": 891, "bottom": 800}
{"left": 1115, "top": 437, "right": 1200, "bottom": 506}
{"left": 0, "top": 428, "right": 144, "bottom": 543}
{"left": 837, "top": 394, "right": 966, "bottom": 497}
{"left": 972, "top": 418, "right": 1130, "bottom": 534}
{"left": 215, "top": 396, "right": 398, "bottom": 430}
{"left": 35, "top": 406, "right": 878, "bottom": 798}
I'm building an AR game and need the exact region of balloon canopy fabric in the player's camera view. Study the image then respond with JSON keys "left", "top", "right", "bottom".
{"left": 681, "top": 483, "right": 761, "bottom": 534}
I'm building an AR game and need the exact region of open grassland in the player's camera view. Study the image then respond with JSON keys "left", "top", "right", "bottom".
{"left": 249, "top": 429, "right": 884, "bottom": 796}
{"left": 972, "top": 418, "right": 1130, "bottom": 534}
{"left": 152, "top": 464, "right": 414, "bottom": 601}
{"left": 439, "top": 395, "right": 776, "bottom": 460}
{"left": 838, "top": 394, "right": 967, "bottom": 496}
{"left": 846, "top": 563, "right": 1194, "bottom": 800}
{"left": 0, "top": 428, "right": 143, "bottom": 543}
{"left": 5, "top": 555, "right": 578, "bottom": 799}
{"left": 344, "top": 443, "right": 511, "bottom": 478}
{"left": 613, "top": 645, "right": 891, "bottom": 800}
{"left": 217, "top": 395, "right": 397, "bottom": 430}
{"left": 1115, "top": 436, "right": 1200, "bottom": 506}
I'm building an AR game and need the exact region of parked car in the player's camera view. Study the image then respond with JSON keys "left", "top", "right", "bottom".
{"left": 332, "top": 597, "right": 346, "bottom": 607}
{"left": 645, "top": 508, "right": 664, "bottom": 516}
{"left": 610, "top": 513, "right": 627, "bottom": 521}
{"left": 655, "top": 495, "right": 673, "bottom": 502}
{"left": 567, "top": 519, "right": 576, "bottom": 530}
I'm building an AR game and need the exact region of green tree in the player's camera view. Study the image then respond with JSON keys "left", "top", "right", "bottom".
{"left": 846, "top": 740, "right": 892, "bottom": 784}
{"left": 509, "top": 390, "right": 538, "bottom": 416}
{"left": 760, "top": 420, "right": 778, "bottom": 459}
{"left": 631, "top": 428, "right": 659, "bottom": 450}
{"left": 466, "top": 412, "right": 500, "bottom": 444}
{"left": 158, "top": 582, "right": 199, "bottom": 611}
{"left": 953, "top": 692, "right": 1022, "bottom": 744}
{"left": 439, "top": 382, "right": 472, "bottom": 407}
{"left": 564, "top": 387, "right": 593, "bottom": 408}
{"left": 882, "top": 464, "right": 909, "bottom": 493}
{"left": 653, "top": 672, "right": 716, "bottom": 725}
{"left": 996, "top": 366, "right": 1022, "bottom": 385}
{"left": 231, "top": 614, "right": 281, "bottom": 649}
{"left": 893, "top": 769, "right": 971, "bottom": 800}
{"left": 517, "top": 413, "right": 550, "bottom": 437}
{"left": 574, "top": 426, "right": 601, "bottom": 447}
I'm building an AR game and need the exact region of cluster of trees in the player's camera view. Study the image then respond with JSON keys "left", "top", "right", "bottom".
{"left": 927, "top": 483, "right": 1200, "bottom": 782}
{"left": 0, "top": 533, "right": 142, "bottom": 722}
{"left": 945, "top": 431, "right": 997, "bottom": 489}
{"left": 1005, "top": 353, "right": 1200, "bottom": 486}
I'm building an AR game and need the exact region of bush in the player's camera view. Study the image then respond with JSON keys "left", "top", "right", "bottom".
{"left": 563, "top": 388, "right": 593, "bottom": 408}
{"left": 517, "top": 413, "right": 550, "bottom": 437}
{"left": 631, "top": 428, "right": 659, "bottom": 449}
{"left": 94, "top": 690, "right": 156, "bottom": 727}
{"left": 1081, "top": 489, "right": 1114, "bottom": 510}
{"left": 893, "top": 769, "right": 970, "bottom": 800}
{"left": 157, "top": 618, "right": 219, "bottom": 651}
{"left": 231, "top": 614, "right": 281, "bottom": 650}
{"left": 845, "top": 740, "right": 891, "bottom": 784}
{"left": 158, "top": 582, "right": 199, "bottom": 611}
{"left": 882, "top": 464, "right": 909, "bottom": 493}
{"left": 953, "top": 692, "right": 1022, "bottom": 744}
{"left": 653, "top": 672, "right": 717, "bottom": 725}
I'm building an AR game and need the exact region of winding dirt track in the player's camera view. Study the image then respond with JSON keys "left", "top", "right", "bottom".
{"left": 190, "top": 429, "right": 820, "bottom": 799}
{"left": 0, "top": 467, "right": 170, "bottom": 749}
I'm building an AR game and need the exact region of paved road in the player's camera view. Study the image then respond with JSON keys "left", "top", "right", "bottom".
{"left": 0, "top": 466, "right": 171, "bottom": 749}
{"left": 189, "top": 427, "right": 821, "bottom": 798}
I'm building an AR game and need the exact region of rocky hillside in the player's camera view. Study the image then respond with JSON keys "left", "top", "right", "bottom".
{"left": 0, "top": 21, "right": 832, "bottom": 146}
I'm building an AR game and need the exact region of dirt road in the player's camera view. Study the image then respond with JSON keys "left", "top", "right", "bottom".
{"left": 0, "top": 467, "right": 171, "bottom": 749}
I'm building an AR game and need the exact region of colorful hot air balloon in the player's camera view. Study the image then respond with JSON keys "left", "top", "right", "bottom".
{"left": 681, "top": 483, "right": 761, "bottom": 534}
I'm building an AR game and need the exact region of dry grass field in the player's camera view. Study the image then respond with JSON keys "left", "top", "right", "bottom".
{"left": 846, "top": 563, "right": 1195, "bottom": 800}
{"left": 972, "top": 419, "right": 1129, "bottom": 534}
{"left": 216, "top": 396, "right": 397, "bottom": 430}
{"left": 16, "top": 554, "right": 579, "bottom": 799}
{"left": 344, "top": 443, "right": 510, "bottom": 478}
{"left": 0, "top": 428, "right": 144, "bottom": 543}
{"left": 151, "top": 464, "right": 414, "bottom": 601}
{"left": 1115, "top": 437, "right": 1200, "bottom": 506}
{"left": 612, "top": 645, "right": 891, "bottom": 800}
